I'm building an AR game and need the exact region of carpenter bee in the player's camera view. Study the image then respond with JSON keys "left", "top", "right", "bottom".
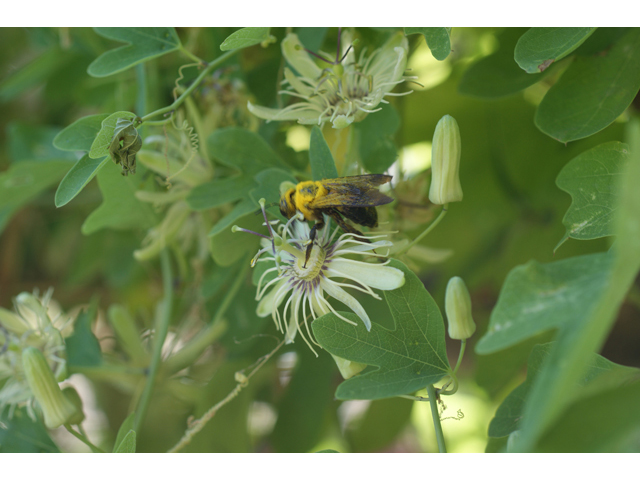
{"left": 279, "top": 174, "right": 394, "bottom": 267}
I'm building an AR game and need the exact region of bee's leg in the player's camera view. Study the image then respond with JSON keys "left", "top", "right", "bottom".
{"left": 329, "top": 211, "right": 371, "bottom": 244}
{"left": 304, "top": 220, "right": 325, "bottom": 268}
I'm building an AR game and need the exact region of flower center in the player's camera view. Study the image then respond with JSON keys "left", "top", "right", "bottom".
{"left": 292, "top": 243, "right": 326, "bottom": 281}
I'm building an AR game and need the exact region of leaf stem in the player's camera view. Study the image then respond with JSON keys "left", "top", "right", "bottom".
{"left": 139, "top": 49, "right": 238, "bottom": 123}
{"left": 179, "top": 46, "right": 206, "bottom": 65}
{"left": 64, "top": 424, "right": 105, "bottom": 453}
{"left": 453, "top": 339, "right": 466, "bottom": 376}
{"left": 426, "top": 384, "right": 447, "bottom": 453}
{"left": 397, "top": 204, "right": 449, "bottom": 256}
{"left": 133, "top": 249, "right": 174, "bottom": 433}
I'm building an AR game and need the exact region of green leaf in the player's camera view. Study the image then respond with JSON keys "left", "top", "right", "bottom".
{"left": 209, "top": 200, "right": 260, "bottom": 266}
{"left": 207, "top": 127, "right": 287, "bottom": 174}
{"left": 55, "top": 155, "right": 110, "bottom": 207}
{"left": 535, "top": 28, "right": 640, "bottom": 143}
{"left": 475, "top": 252, "right": 612, "bottom": 355}
{"left": 316, "top": 449, "right": 339, "bottom": 453}
{"left": 354, "top": 104, "right": 400, "bottom": 173}
{"left": 515, "top": 27, "right": 597, "bottom": 73}
{"left": 113, "top": 413, "right": 136, "bottom": 452}
{"left": 0, "top": 160, "right": 73, "bottom": 234}
{"left": 295, "top": 27, "right": 328, "bottom": 53}
{"left": 347, "top": 397, "right": 413, "bottom": 452}
{"left": 66, "top": 306, "right": 102, "bottom": 368}
{"left": 89, "top": 111, "right": 136, "bottom": 160}
{"left": 220, "top": 27, "right": 275, "bottom": 51}
{"left": 309, "top": 126, "right": 339, "bottom": 180}
{"left": 249, "top": 168, "right": 297, "bottom": 216}
{"left": 0, "top": 408, "right": 59, "bottom": 453}
{"left": 555, "top": 142, "right": 629, "bottom": 249}
{"left": 53, "top": 114, "right": 109, "bottom": 152}
{"left": 512, "top": 118, "right": 640, "bottom": 451}
{"left": 81, "top": 161, "right": 154, "bottom": 235}
{"left": 489, "top": 343, "right": 639, "bottom": 438}
{"left": 88, "top": 28, "right": 181, "bottom": 77}
{"left": 114, "top": 430, "right": 136, "bottom": 453}
{"left": 404, "top": 28, "right": 451, "bottom": 61}
{"left": 459, "top": 28, "right": 552, "bottom": 99}
{"left": 0, "top": 48, "right": 67, "bottom": 101}
{"left": 312, "top": 259, "right": 450, "bottom": 400}
{"left": 7, "top": 122, "right": 74, "bottom": 162}
{"left": 187, "top": 175, "right": 256, "bottom": 211}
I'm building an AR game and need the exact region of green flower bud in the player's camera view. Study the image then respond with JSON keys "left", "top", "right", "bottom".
{"left": 22, "top": 347, "right": 78, "bottom": 429}
{"left": 0, "top": 307, "right": 28, "bottom": 336}
{"left": 331, "top": 354, "right": 367, "bottom": 379}
{"left": 109, "top": 118, "right": 142, "bottom": 176}
{"left": 62, "top": 387, "right": 85, "bottom": 425}
{"left": 107, "top": 305, "right": 148, "bottom": 365}
{"left": 429, "top": 115, "right": 462, "bottom": 205}
{"left": 444, "top": 276, "right": 475, "bottom": 340}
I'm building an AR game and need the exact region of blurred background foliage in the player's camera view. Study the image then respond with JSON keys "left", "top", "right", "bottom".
{"left": 0, "top": 27, "right": 639, "bottom": 453}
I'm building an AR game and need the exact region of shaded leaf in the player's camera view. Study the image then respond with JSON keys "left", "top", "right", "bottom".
{"left": 475, "top": 252, "right": 612, "bottom": 355}
{"left": 312, "top": 260, "right": 450, "bottom": 400}
{"left": 53, "top": 114, "right": 109, "bottom": 152}
{"left": 0, "top": 408, "right": 59, "bottom": 453}
{"left": 309, "top": 126, "right": 339, "bottom": 180}
{"left": 207, "top": 127, "right": 287, "bottom": 174}
{"left": 295, "top": 27, "right": 328, "bottom": 53}
{"left": 404, "top": 28, "right": 451, "bottom": 61}
{"left": 113, "top": 412, "right": 136, "bottom": 452}
{"left": 66, "top": 306, "right": 102, "bottom": 368}
{"left": 7, "top": 122, "right": 74, "bottom": 162}
{"left": 459, "top": 28, "right": 551, "bottom": 98}
{"left": 354, "top": 104, "right": 400, "bottom": 173}
{"left": 347, "top": 397, "right": 413, "bottom": 452}
{"left": 249, "top": 168, "right": 297, "bottom": 217}
{"left": 209, "top": 200, "right": 260, "bottom": 266}
{"left": 220, "top": 27, "right": 275, "bottom": 51}
{"left": 114, "top": 430, "right": 136, "bottom": 453}
{"left": 0, "top": 48, "right": 67, "bottom": 101}
{"left": 89, "top": 111, "right": 136, "bottom": 160}
{"left": 515, "top": 27, "right": 597, "bottom": 73}
{"left": 555, "top": 141, "right": 628, "bottom": 249}
{"left": 88, "top": 28, "right": 181, "bottom": 77}
{"left": 187, "top": 175, "right": 256, "bottom": 211}
{"left": 55, "top": 155, "right": 110, "bottom": 207}
{"left": 81, "top": 161, "right": 155, "bottom": 235}
{"left": 316, "top": 449, "right": 339, "bottom": 453}
{"left": 535, "top": 28, "right": 640, "bottom": 143}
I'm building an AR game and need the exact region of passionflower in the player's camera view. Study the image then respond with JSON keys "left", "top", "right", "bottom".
{"left": 248, "top": 31, "right": 412, "bottom": 129}
{"left": 234, "top": 200, "right": 404, "bottom": 353}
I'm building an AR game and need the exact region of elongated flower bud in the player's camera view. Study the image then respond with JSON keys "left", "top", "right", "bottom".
{"left": 445, "top": 276, "right": 475, "bottom": 340}
{"left": 22, "top": 347, "right": 77, "bottom": 429}
{"left": 331, "top": 354, "right": 367, "bottom": 380}
{"left": 429, "top": 115, "right": 462, "bottom": 204}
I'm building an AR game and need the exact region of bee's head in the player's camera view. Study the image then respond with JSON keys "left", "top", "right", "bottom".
{"left": 279, "top": 188, "right": 297, "bottom": 219}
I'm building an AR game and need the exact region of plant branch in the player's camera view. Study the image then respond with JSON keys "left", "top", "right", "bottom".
{"left": 64, "top": 424, "right": 105, "bottom": 453}
{"left": 426, "top": 384, "right": 447, "bottom": 453}
{"left": 397, "top": 204, "right": 449, "bottom": 256}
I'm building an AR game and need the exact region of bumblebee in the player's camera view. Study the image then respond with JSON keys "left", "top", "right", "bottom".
{"left": 279, "top": 174, "right": 394, "bottom": 266}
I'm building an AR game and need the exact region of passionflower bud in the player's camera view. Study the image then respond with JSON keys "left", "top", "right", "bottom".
{"left": 429, "top": 115, "right": 462, "bottom": 205}
{"left": 444, "top": 276, "right": 475, "bottom": 340}
{"left": 109, "top": 118, "right": 142, "bottom": 176}
{"left": 331, "top": 354, "right": 367, "bottom": 380}
{"left": 22, "top": 347, "right": 78, "bottom": 429}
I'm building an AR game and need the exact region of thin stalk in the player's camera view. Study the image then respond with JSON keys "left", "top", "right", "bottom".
{"left": 397, "top": 204, "right": 449, "bottom": 256}
{"left": 64, "top": 424, "right": 105, "bottom": 453}
{"left": 133, "top": 249, "right": 174, "bottom": 433}
{"left": 426, "top": 384, "right": 447, "bottom": 453}
{"left": 140, "top": 50, "right": 238, "bottom": 123}
{"left": 179, "top": 46, "right": 206, "bottom": 65}
{"left": 453, "top": 339, "right": 466, "bottom": 376}
{"left": 165, "top": 258, "right": 250, "bottom": 373}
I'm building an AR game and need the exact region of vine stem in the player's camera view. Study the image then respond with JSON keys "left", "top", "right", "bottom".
{"left": 426, "top": 384, "right": 447, "bottom": 453}
{"left": 139, "top": 49, "right": 238, "bottom": 124}
{"left": 165, "top": 258, "right": 250, "bottom": 373}
{"left": 168, "top": 338, "right": 286, "bottom": 453}
{"left": 64, "top": 424, "right": 105, "bottom": 453}
{"left": 133, "top": 249, "right": 174, "bottom": 433}
{"left": 453, "top": 339, "right": 466, "bottom": 376}
{"left": 397, "top": 204, "right": 449, "bottom": 256}
{"left": 179, "top": 46, "right": 206, "bottom": 65}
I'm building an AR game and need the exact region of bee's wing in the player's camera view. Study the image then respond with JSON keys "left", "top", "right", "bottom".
{"left": 322, "top": 174, "right": 392, "bottom": 187}
{"left": 312, "top": 183, "right": 394, "bottom": 208}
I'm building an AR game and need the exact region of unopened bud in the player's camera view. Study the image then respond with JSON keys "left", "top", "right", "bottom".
{"left": 109, "top": 118, "right": 142, "bottom": 176}
{"left": 0, "top": 307, "right": 28, "bottom": 336}
{"left": 331, "top": 354, "right": 367, "bottom": 380}
{"left": 22, "top": 347, "right": 78, "bottom": 429}
{"left": 429, "top": 115, "right": 462, "bottom": 205}
{"left": 62, "top": 387, "right": 85, "bottom": 425}
{"left": 445, "top": 276, "right": 475, "bottom": 340}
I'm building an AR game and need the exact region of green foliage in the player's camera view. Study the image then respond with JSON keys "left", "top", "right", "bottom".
{"left": 88, "top": 28, "right": 181, "bottom": 77}
{"left": 66, "top": 306, "right": 102, "bottom": 368}
{"left": 535, "top": 29, "right": 640, "bottom": 142}
{"left": 0, "top": 408, "right": 59, "bottom": 453}
{"left": 354, "top": 104, "right": 400, "bottom": 173}
{"left": 8, "top": 122, "right": 75, "bottom": 162}
{"left": 309, "top": 127, "right": 339, "bottom": 180}
{"left": 220, "top": 28, "right": 275, "bottom": 51}
{"left": 55, "top": 155, "right": 110, "bottom": 207}
{"left": 556, "top": 142, "right": 629, "bottom": 248}
{"left": 514, "top": 27, "right": 596, "bottom": 73}
{"left": 89, "top": 111, "right": 137, "bottom": 160}
{"left": 53, "top": 114, "right": 109, "bottom": 152}
{"left": 404, "top": 28, "right": 451, "bottom": 60}
{"left": 114, "top": 430, "right": 136, "bottom": 453}
{"left": 113, "top": 413, "right": 136, "bottom": 452}
{"left": 313, "top": 260, "right": 450, "bottom": 400}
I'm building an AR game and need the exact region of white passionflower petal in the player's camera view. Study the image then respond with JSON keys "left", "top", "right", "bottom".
{"left": 235, "top": 204, "right": 405, "bottom": 355}
{"left": 248, "top": 31, "right": 412, "bottom": 129}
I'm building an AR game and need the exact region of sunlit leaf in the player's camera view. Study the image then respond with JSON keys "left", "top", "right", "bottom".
{"left": 113, "top": 413, "right": 136, "bottom": 452}
{"left": 88, "top": 28, "right": 181, "bottom": 77}
{"left": 515, "top": 27, "right": 597, "bottom": 73}
{"left": 114, "top": 430, "right": 136, "bottom": 453}
{"left": 220, "top": 27, "right": 275, "bottom": 51}
{"left": 555, "top": 141, "right": 629, "bottom": 249}
{"left": 313, "top": 260, "right": 450, "bottom": 400}
{"left": 55, "top": 155, "right": 110, "bottom": 207}
{"left": 404, "top": 27, "right": 451, "bottom": 61}
{"left": 535, "top": 28, "right": 640, "bottom": 142}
